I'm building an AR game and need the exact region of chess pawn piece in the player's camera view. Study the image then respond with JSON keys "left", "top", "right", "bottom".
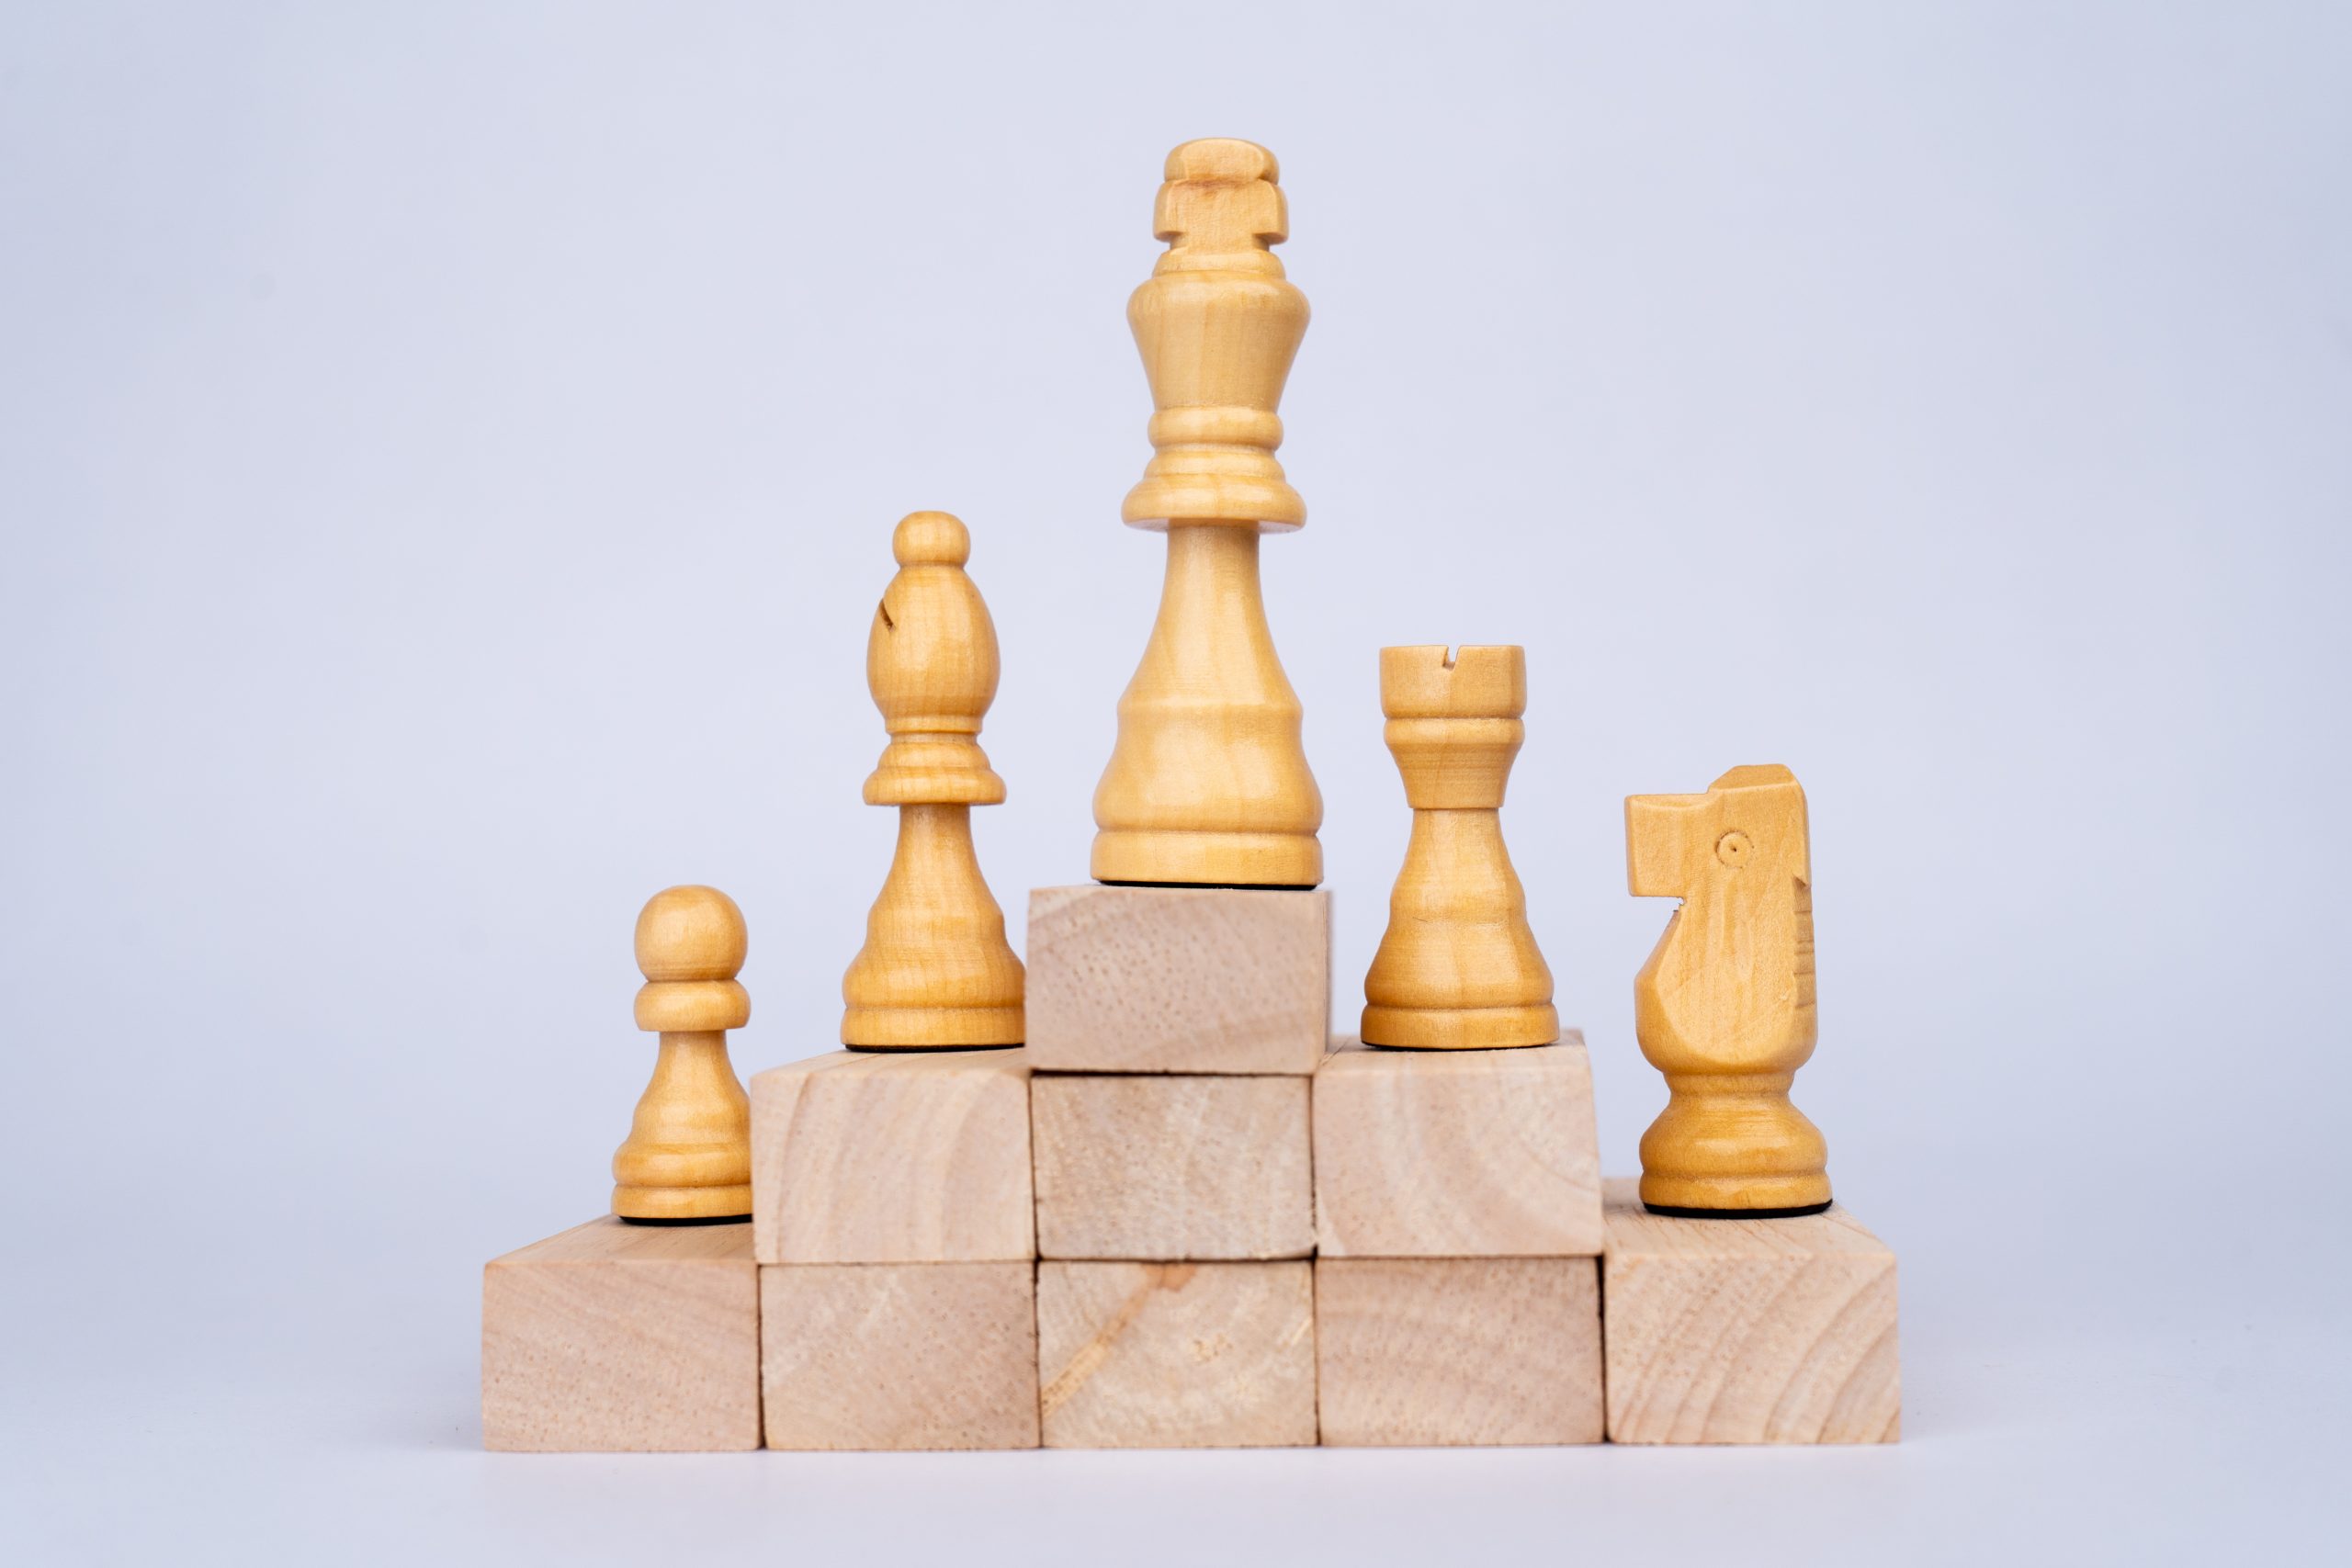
{"left": 1626, "top": 764, "right": 1830, "bottom": 1217}
{"left": 1091, "top": 138, "right": 1323, "bottom": 889}
{"left": 1361, "top": 646, "right": 1559, "bottom": 1049}
{"left": 613, "top": 885, "right": 753, "bottom": 1223}
{"left": 841, "top": 512, "right": 1025, "bottom": 1049}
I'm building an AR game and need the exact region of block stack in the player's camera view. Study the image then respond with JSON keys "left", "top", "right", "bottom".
{"left": 1025, "top": 885, "right": 1329, "bottom": 1447}
{"left": 1312, "top": 1038, "right": 1604, "bottom": 1445}
{"left": 477, "top": 134, "right": 1904, "bottom": 1457}
{"left": 745, "top": 1048, "right": 1041, "bottom": 1450}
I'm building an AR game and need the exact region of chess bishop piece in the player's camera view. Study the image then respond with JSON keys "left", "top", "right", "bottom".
{"left": 613, "top": 885, "right": 754, "bottom": 1223}
{"left": 1361, "top": 646, "right": 1558, "bottom": 1049}
{"left": 1091, "top": 137, "right": 1323, "bottom": 889}
{"left": 841, "top": 511, "right": 1025, "bottom": 1049}
{"left": 1626, "top": 764, "right": 1830, "bottom": 1217}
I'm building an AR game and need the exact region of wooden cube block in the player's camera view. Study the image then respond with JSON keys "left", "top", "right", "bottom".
{"left": 1036, "top": 1261, "right": 1317, "bottom": 1448}
{"left": 1314, "top": 1035, "right": 1602, "bottom": 1258}
{"left": 1316, "top": 1258, "right": 1602, "bottom": 1447}
{"left": 1602, "top": 1179, "right": 1901, "bottom": 1444}
{"left": 1026, "top": 886, "right": 1329, "bottom": 1073}
{"left": 1032, "top": 1074, "right": 1313, "bottom": 1260}
{"left": 760, "top": 1263, "right": 1038, "bottom": 1450}
{"left": 749, "top": 1048, "right": 1033, "bottom": 1264}
{"left": 481, "top": 1217, "right": 759, "bottom": 1452}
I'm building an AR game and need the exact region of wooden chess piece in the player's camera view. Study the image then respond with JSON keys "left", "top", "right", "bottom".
{"left": 1626, "top": 763, "right": 1830, "bottom": 1217}
{"left": 614, "top": 885, "right": 754, "bottom": 1224}
{"left": 1361, "top": 646, "right": 1558, "bottom": 1050}
{"left": 1091, "top": 138, "right": 1323, "bottom": 890}
{"left": 841, "top": 511, "right": 1025, "bottom": 1049}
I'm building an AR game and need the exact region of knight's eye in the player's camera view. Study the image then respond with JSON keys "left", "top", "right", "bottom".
{"left": 1715, "top": 830, "right": 1752, "bottom": 867}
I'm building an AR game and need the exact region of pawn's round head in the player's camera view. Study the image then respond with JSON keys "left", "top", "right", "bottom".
{"left": 634, "top": 885, "right": 747, "bottom": 983}
{"left": 893, "top": 511, "right": 969, "bottom": 569}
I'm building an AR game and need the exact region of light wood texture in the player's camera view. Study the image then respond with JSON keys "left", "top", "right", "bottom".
{"left": 1036, "top": 1261, "right": 1317, "bottom": 1448}
{"left": 1601, "top": 1179, "right": 1899, "bottom": 1444}
{"left": 1032, "top": 1074, "right": 1312, "bottom": 1260}
{"left": 1025, "top": 885, "right": 1329, "bottom": 1073}
{"left": 481, "top": 1217, "right": 759, "bottom": 1451}
{"left": 1091, "top": 139, "right": 1322, "bottom": 889}
{"left": 842, "top": 512, "right": 1025, "bottom": 1048}
{"left": 760, "top": 1263, "right": 1039, "bottom": 1450}
{"left": 1627, "top": 762, "right": 1829, "bottom": 1213}
{"left": 1314, "top": 1034, "right": 1602, "bottom": 1258}
{"left": 614, "top": 886, "right": 753, "bottom": 1221}
{"left": 1361, "top": 646, "right": 1557, "bottom": 1049}
{"left": 749, "top": 1049, "right": 1034, "bottom": 1264}
{"left": 1316, "top": 1258, "right": 1602, "bottom": 1447}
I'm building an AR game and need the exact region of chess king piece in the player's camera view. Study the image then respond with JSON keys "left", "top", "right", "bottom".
{"left": 841, "top": 511, "right": 1025, "bottom": 1049}
{"left": 1361, "top": 646, "right": 1558, "bottom": 1049}
{"left": 1091, "top": 138, "right": 1323, "bottom": 889}
{"left": 614, "top": 885, "right": 754, "bottom": 1223}
{"left": 1626, "top": 764, "right": 1830, "bottom": 1217}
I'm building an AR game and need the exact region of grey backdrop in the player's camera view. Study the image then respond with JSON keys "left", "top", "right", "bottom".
{"left": 5, "top": 2, "right": 2346, "bottom": 1562}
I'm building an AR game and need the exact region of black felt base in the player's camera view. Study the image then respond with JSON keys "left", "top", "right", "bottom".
{"left": 618, "top": 1213, "right": 752, "bottom": 1227}
{"left": 1096, "top": 879, "right": 1320, "bottom": 893}
{"left": 1643, "top": 1201, "right": 1833, "bottom": 1221}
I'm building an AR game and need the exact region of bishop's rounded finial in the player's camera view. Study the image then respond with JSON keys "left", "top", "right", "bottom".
{"left": 893, "top": 509, "right": 970, "bottom": 568}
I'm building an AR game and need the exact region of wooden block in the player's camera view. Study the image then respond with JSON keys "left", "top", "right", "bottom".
{"left": 1036, "top": 1261, "right": 1316, "bottom": 1448}
{"left": 749, "top": 1049, "right": 1033, "bottom": 1264}
{"left": 1025, "top": 886, "right": 1329, "bottom": 1074}
{"left": 760, "top": 1263, "right": 1038, "bottom": 1450}
{"left": 1314, "top": 1035, "right": 1602, "bottom": 1258}
{"left": 1316, "top": 1258, "right": 1601, "bottom": 1447}
{"left": 1602, "top": 1178, "right": 1900, "bottom": 1444}
{"left": 481, "top": 1217, "right": 759, "bottom": 1452}
{"left": 1032, "top": 1074, "right": 1312, "bottom": 1260}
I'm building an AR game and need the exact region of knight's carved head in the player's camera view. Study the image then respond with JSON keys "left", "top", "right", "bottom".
{"left": 1626, "top": 764, "right": 1810, "bottom": 900}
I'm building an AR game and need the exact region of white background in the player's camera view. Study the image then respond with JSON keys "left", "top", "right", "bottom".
{"left": 5, "top": 3, "right": 2346, "bottom": 1562}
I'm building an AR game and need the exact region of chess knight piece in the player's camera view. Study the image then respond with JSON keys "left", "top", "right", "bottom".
{"left": 1091, "top": 138, "right": 1323, "bottom": 889}
{"left": 614, "top": 885, "right": 754, "bottom": 1223}
{"left": 1362, "top": 646, "right": 1559, "bottom": 1049}
{"left": 841, "top": 511, "right": 1025, "bottom": 1049}
{"left": 1626, "top": 764, "right": 1830, "bottom": 1217}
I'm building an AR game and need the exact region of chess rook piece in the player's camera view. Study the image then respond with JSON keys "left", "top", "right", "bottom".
{"left": 841, "top": 511, "right": 1025, "bottom": 1049}
{"left": 1361, "top": 646, "right": 1558, "bottom": 1050}
{"left": 1091, "top": 138, "right": 1323, "bottom": 890}
{"left": 1626, "top": 764, "right": 1829, "bottom": 1217}
{"left": 614, "top": 885, "right": 754, "bottom": 1224}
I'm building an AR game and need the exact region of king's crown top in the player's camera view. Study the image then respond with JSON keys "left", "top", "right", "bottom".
{"left": 1155, "top": 137, "right": 1288, "bottom": 271}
